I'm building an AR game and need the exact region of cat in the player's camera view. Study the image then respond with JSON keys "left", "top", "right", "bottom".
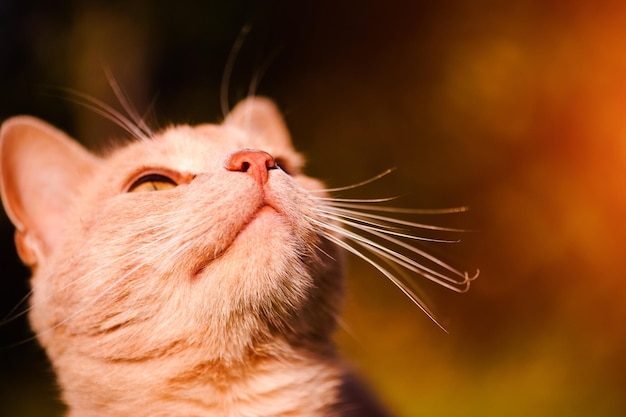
{"left": 0, "top": 96, "right": 476, "bottom": 416}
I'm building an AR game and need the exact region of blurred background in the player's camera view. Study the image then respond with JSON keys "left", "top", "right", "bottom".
{"left": 2, "top": 0, "right": 626, "bottom": 416}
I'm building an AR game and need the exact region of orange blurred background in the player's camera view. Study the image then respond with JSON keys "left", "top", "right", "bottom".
{"left": 1, "top": 1, "right": 626, "bottom": 416}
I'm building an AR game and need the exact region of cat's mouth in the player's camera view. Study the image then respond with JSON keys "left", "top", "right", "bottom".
{"left": 192, "top": 202, "right": 283, "bottom": 278}
{"left": 251, "top": 203, "right": 278, "bottom": 218}
{"left": 237, "top": 203, "right": 281, "bottom": 234}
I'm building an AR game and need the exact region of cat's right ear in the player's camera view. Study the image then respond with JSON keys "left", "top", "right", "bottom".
{"left": 0, "top": 117, "right": 97, "bottom": 267}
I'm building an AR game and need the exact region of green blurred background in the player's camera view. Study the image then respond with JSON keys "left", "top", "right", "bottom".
{"left": 2, "top": 1, "right": 626, "bottom": 416}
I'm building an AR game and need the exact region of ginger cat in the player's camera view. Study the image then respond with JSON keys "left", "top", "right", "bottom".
{"left": 1, "top": 96, "right": 475, "bottom": 416}
{"left": 1, "top": 97, "right": 394, "bottom": 416}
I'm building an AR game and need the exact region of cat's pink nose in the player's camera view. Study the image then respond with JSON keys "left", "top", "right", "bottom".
{"left": 226, "top": 150, "right": 276, "bottom": 185}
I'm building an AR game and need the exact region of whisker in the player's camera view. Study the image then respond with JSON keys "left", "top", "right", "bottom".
{"left": 315, "top": 211, "right": 460, "bottom": 243}
{"left": 311, "top": 239, "right": 336, "bottom": 262}
{"left": 246, "top": 44, "right": 281, "bottom": 102}
{"left": 315, "top": 200, "right": 470, "bottom": 215}
{"left": 319, "top": 205, "right": 468, "bottom": 232}
{"left": 306, "top": 164, "right": 479, "bottom": 328}
{"left": 57, "top": 88, "right": 151, "bottom": 141}
{"left": 319, "top": 231, "right": 448, "bottom": 332}
{"left": 356, "top": 234, "right": 472, "bottom": 292}
{"left": 103, "top": 66, "right": 154, "bottom": 138}
{"left": 221, "top": 24, "right": 251, "bottom": 118}
{"left": 310, "top": 168, "right": 397, "bottom": 193}
{"left": 313, "top": 218, "right": 472, "bottom": 290}
{"left": 313, "top": 196, "right": 401, "bottom": 204}
{"left": 364, "top": 224, "right": 480, "bottom": 282}
{"left": 2, "top": 291, "right": 34, "bottom": 324}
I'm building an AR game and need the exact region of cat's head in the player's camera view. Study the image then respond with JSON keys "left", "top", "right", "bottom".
{"left": 0, "top": 97, "right": 343, "bottom": 363}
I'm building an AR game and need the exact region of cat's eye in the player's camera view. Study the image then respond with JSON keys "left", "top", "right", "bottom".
{"left": 128, "top": 174, "right": 178, "bottom": 192}
{"left": 274, "top": 157, "right": 295, "bottom": 175}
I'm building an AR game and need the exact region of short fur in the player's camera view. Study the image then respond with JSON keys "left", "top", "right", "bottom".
{"left": 1, "top": 98, "right": 387, "bottom": 416}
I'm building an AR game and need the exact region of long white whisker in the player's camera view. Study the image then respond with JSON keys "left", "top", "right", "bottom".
{"left": 363, "top": 226, "right": 480, "bottom": 283}
{"left": 314, "top": 218, "right": 471, "bottom": 290}
{"left": 313, "top": 196, "right": 401, "bottom": 204}
{"left": 59, "top": 89, "right": 151, "bottom": 141}
{"left": 246, "top": 45, "right": 281, "bottom": 102}
{"left": 1, "top": 290, "right": 34, "bottom": 324}
{"left": 316, "top": 211, "right": 460, "bottom": 244}
{"left": 103, "top": 66, "right": 154, "bottom": 137}
{"left": 309, "top": 238, "right": 336, "bottom": 262}
{"left": 320, "top": 231, "right": 448, "bottom": 332}
{"left": 221, "top": 25, "right": 251, "bottom": 118}
{"left": 309, "top": 168, "right": 397, "bottom": 193}
{"left": 354, "top": 235, "right": 471, "bottom": 293}
{"left": 319, "top": 205, "right": 468, "bottom": 232}
{"left": 315, "top": 200, "right": 470, "bottom": 215}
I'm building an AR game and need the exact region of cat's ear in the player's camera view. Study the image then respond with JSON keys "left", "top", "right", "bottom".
{"left": 0, "top": 116, "right": 98, "bottom": 266}
{"left": 224, "top": 97, "right": 293, "bottom": 148}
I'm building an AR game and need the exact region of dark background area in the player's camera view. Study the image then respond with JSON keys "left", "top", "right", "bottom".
{"left": 2, "top": 1, "right": 626, "bottom": 416}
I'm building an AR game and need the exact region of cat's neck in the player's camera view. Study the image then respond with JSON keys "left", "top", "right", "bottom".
{"left": 58, "top": 338, "right": 343, "bottom": 417}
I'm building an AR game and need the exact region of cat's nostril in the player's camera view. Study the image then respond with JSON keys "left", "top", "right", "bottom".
{"left": 226, "top": 150, "right": 276, "bottom": 185}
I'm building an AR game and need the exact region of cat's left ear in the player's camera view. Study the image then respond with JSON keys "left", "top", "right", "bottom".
{"left": 224, "top": 97, "right": 294, "bottom": 149}
{"left": 0, "top": 117, "right": 98, "bottom": 267}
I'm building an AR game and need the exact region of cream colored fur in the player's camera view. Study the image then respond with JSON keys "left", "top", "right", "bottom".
{"left": 0, "top": 98, "right": 349, "bottom": 416}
